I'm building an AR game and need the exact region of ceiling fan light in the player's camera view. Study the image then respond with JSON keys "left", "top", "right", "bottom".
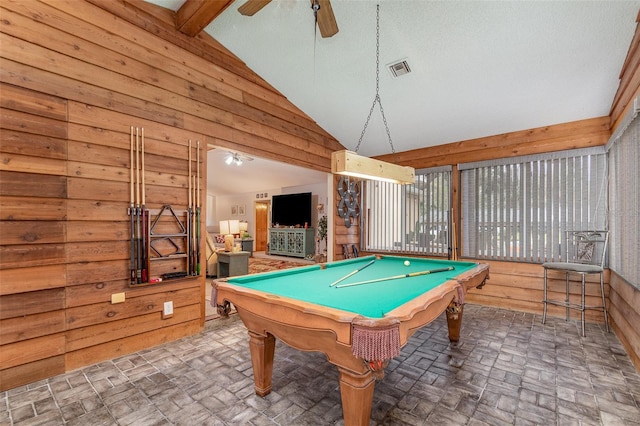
{"left": 235, "top": 157, "right": 243, "bottom": 166}
{"left": 225, "top": 155, "right": 234, "bottom": 165}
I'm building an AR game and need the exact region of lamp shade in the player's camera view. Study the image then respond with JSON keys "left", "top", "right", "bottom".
{"left": 239, "top": 221, "right": 248, "bottom": 232}
{"left": 229, "top": 219, "right": 240, "bottom": 235}
{"left": 219, "top": 220, "right": 230, "bottom": 235}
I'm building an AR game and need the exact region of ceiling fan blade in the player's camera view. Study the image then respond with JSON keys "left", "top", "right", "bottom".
{"left": 315, "top": 0, "right": 338, "bottom": 38}
{"left": 238, "top": 0, "right": 272, "bottom": 16}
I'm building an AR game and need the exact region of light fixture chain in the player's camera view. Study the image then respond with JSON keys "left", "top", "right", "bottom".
{"left": 354, "top": 4, "right": 396, "bottom": 154}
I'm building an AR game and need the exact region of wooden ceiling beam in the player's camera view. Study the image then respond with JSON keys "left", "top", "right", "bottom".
{"left": 176, "top": 0, "right": 234, "bottom": 37}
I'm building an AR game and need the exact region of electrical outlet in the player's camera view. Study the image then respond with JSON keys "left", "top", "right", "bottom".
{"left": 162, "top": 301, "right": 173, "bottom": 319}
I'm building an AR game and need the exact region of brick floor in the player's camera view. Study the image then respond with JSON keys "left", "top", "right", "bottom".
{"left": 2, "top": 305, "right": 639, "bottom": 425}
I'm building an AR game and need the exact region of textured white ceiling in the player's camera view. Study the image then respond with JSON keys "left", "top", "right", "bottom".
{"left": 146, "top": 0, "right": 639, "bottom": 195}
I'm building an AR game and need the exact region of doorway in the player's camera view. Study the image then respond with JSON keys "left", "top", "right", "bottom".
{"left": 254, "top": 201, "right": 270, "bottom": 252}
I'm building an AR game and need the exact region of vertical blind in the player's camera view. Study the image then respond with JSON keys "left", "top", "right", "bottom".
{"left": 608, "top": 114, "right": 640, "bottom": 288}
{"left": 362, "top": 167, "right": 451, "bottom": 255}
{"left": 460, "top": 148, "right": 608, "bottom": 262}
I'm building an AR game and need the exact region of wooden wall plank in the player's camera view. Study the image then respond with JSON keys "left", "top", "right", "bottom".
{"left": 65, "top": 318, "right": 201, "bottom": 370}
{"left": 0, "top": 244, "right": 66, "bottom": 270}
{"left": 0, "top": 59, "right": 185, "bottom": 128}
{"left": 67, "top": 304, "right": 200, "bottom": 351}
{"left": 0, "top": 152, "right": 67, "bottom": 176}
{"left": 0, "top": 172, "right": 67, "bottom": 198}
{"left": 66, "top": 260, "right": 128, "bottom": 286}
{"left": 0, "top": 289, "right": 65, "bottom": 320}
{"left": 610, "top": 16, "right": 640, "bottom": 126}
{"left": 0, "top": 107, "right": 67, "bottom": 140}
{"left": 66, "top": 200, "right": 128, "bottom": 221}
{"left": 0, "top": 356, "right": 65, "bottom": 392}
{"left": 65, "top": 241, "right": 129, "bottom": 263}
{"left": 0, "top": 264, "right": 66, "bottom": 295}
{"left": 0, "top": 334, "right": 66, "bottom": 369}
{"left": 0, "top": 82, "right": 67, "bottom": 120}
{"left": 0, "top": 129, "right": 67, "bottom": 160}
{"left": 80, "top": 0, "right": 273, "bottom": 93}
{"left": 1, "top": 311, "right": 66, "bottom": 344}
{"left": 67, "top": 178, "right": 128, "bottom": 203}
{"left": 376, "top": 117, "right": 610, "bottom": 167}
{"left": 608, "top": 272, "right": 640, "bottom": 370}
{"left": 0, "top": 221, "right": 66, "bottom": 245}
{"left": 66, "top": 221, "right": 128, "bottom": 243}
{"left": 65, "top": 286, "right": 199, "bottom": 329}
{"left": 0, "top": 196, "right": 66, "bottom": 221}
{"left": 66, "top": 276, "right": 195, "bottom": 307}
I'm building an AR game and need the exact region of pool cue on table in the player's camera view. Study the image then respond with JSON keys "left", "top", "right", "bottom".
{"left": 329, "top": 259, "right": 376, "bottom": 287}
{"left": 129, "top": 126, "right": 136, "bottom": 285}
{"left": 335, "top": 266, "right": 455, "bottom": 288}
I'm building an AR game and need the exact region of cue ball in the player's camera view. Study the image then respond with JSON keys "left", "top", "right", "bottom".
{"left": 404, "top": 260, "right": 410, "bottom": 266}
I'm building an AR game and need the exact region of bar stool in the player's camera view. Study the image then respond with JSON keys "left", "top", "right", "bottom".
{"left": 542, "top": 230, "right": 609, "bottom": 337}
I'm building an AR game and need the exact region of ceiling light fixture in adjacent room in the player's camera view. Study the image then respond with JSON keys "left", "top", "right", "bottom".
{"left": 225, "top": 152, "right": 254, "bottom": 166}
{"left": 331, "top": 4, "right": 415, "bottom": 185}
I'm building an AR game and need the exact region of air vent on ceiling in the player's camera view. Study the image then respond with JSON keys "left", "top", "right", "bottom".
{"left": 388, "top": 59, "right": 411, "bottom": 78}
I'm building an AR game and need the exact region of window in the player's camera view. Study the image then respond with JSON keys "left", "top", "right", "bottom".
{"left": 609, "top": 114, "right": 640, "bottom": 288}
{"left": 362, "top": 167, "right": 451, "bottom": 256}
{"left": 461, "top": 148, "right": 608, "bottom": 262}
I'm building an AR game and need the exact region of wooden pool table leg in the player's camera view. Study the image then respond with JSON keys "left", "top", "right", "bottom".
{"left": 248, "top": 330, "right": 275, "bottom": 396}
{"left": 445, "top": 302, "right": 464, "bottom": 343}
{"left": 337, "top": 367, "right": 376, "bottom": 426}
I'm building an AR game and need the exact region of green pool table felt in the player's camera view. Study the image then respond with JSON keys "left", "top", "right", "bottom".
{"left": 226, "top": 256, "right": 478, "bottom": 318}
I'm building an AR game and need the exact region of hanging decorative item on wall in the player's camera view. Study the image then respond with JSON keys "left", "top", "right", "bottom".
{"left": 337, "top": 176, "right": 360, "bottom": 228}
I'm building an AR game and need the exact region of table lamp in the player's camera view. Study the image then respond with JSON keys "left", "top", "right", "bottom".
{"left": 229, "top": 220, "right": 240, "bottom": 251}
{"left": 219, "top": 220, "right": 235, "bottom": 252}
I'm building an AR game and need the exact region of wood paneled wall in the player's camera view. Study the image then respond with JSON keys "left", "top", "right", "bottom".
{"left": 609, "top": 273, "right": 640, "bottom": 370}
{"left": 605, "top": 12, "right": 640, "bottom": 372}
{"left": 0, "top": 0, "right": 342, "bottom": 391}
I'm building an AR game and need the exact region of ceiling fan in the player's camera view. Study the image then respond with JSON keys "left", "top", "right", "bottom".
{"left": 225, "top": 152, "right": 254, "bottom": 166}
{"left": 238, "top": 0, "right": 339, "bottom": 38}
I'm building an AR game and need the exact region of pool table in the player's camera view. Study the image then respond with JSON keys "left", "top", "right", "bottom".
{"left": 213, "top": 255, "right": 489, "bottom": 426}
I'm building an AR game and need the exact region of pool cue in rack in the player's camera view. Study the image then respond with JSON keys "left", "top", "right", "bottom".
{"left": 128, "top": 126, "right": 149, "bottom": 285}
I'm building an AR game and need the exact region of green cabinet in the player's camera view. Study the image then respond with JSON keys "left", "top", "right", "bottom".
{"left": 269, "top": 228, "right": 315, "bottom": 259}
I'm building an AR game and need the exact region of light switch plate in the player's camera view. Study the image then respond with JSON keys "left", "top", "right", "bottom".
{"left": 111, "top": 292, "right": 125, "bottom": 304}
{"left": 162, "top": 301, "right": 174, "bottom": 319}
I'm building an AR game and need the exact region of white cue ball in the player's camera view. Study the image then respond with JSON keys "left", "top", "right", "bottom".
{"left": 404, "top": 260, "right": 410, "bottom": 266}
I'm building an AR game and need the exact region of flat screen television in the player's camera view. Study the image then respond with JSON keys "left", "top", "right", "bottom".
{"left": 271, "top": 192, "right": 312, "bottom": 228}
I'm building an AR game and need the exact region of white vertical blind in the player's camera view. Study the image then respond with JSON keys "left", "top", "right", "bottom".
{"left": 609, "top": 115, "right": 640, "bottom": 288}
{"left": 362, "top": 167, "right": 451, "bottom": 255}
{"left": 461, "top": 148, "right": 607, "bottom": 262}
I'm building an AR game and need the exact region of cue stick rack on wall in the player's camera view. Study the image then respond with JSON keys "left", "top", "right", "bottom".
{"left": 128, "top": 128, "right": 202, "bottom": 286}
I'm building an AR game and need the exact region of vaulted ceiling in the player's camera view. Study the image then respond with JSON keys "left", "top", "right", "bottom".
{"left": 145, "top": 0, "right": 640, "bottom": 195}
